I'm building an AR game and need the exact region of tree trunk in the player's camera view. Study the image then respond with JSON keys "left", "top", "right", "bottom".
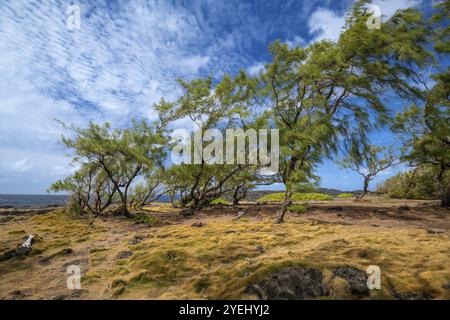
{"left": 441, "top": 180, "right": 450, "bottom": 208}
{"left": 356, "top": 177, "right": 370, "bottom": 200}
{"left": 361, "top": 178, "right": 370, "bottom": 198}
{"left": 190, "top": 197, "right": 201, "bottom": 211}
{"left": 117, "top": 189, "right": 132, "bottom": 217}
{"left": 232, "top": 186, "right": 240, "bottom": 206}
{"left": 119, "top": 201, "right": 131, "bottom": 217}
{"left": 276, "top": 190, "right": 293, "bottom": 224}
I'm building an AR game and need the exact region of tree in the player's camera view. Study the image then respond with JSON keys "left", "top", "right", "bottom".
{"left": 376, "top": 164, "right": 449, "bottom": 200}
{"left": 129, "top": 170, "right": 167, "bottom": 210}
{"left": 263, "top": 1, "right": 431, "bottom": 222}
{"left": 394, "top": 104, "right": 450, "bottom": 206}
{"left": 49, "top": 163, "right": 117, "bottom": 215}
{"left": 339, "top": 144, "right": 399, "bottom": 198}
{"left": 393, "top": 0, "right": 450, "bottom": 206}
{"left": 165, "top": 73, "right": 263, "bottom": 212}
{"left": 58, "top": 120, "right": 166, "bottom": 216}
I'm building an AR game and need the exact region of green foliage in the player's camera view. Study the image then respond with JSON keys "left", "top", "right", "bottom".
{"left": 377, "top": 165, "right": 449, "bottom": 200}
{"left": 258, "top": 193, "right": 333, "bottom": 202}
{"left": 339, "top": 143, "right": 399, "bottom": 195}
{"left": 210, "top": 198, "right": 230, "bottom": 205}
{"left": 336, "top": 193, "right": 354, "bottom": 199}
{"left": 164, "top": 72, "right": 264, "bottom": 210}
{"left": 53, "top": 119, "right": 167, "bottom": 216}
{"left": 132, "top": 214, "right": 157, "bottom": 226}
{"left": 49, "top": 163, "right": 117, "bottom": 215}
{"left": 129, "top": 170, "right": 165, "bottom": 210}
{"left": 49, "top": 0, "right": 448, "bottom": 216}
{"left": 263, "top": 1, "right": 432, "bottom": 221}
{"left": 288, "top": 204, "right": 308, "bottom": 213}
{"left": 392, "top": 0, "right": 450, "bottom": 206}
{"left": 432, "top": 0, "right": 450, "bottom": 54}
{"left": 65, "top": 195, "right": 84, "bottom": 216}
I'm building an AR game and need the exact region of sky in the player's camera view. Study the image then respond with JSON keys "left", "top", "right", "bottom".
{"left": 0, "top": 0, "right": 433, "bottom": 194}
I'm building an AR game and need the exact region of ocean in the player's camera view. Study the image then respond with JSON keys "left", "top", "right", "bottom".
{"left": 0, "top": 194, "right": 173, "bottom": 208}
{"left": 0, "top": 194, "right": 69, "bottom": 208}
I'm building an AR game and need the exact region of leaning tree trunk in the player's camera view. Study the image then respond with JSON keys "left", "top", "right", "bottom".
{"left": 190, "top": 197, "right": 202, "bottom": 211}
{"left": 276, "top": 157, "right": 298, "bottom": 224}
{"left": 441, "top": 180, "right": 450, "bottom": 208}
{"left": 232, "top": 185, "right": 243, "bottom": 206}
{"left": 276, "top": 190, "right": 293, "bottom": 224}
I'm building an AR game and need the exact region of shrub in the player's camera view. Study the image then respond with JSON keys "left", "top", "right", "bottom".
{"left": 258, "top": 192, "right": 333, "bottom": 202}
{"left": 292, "top": 193, "right": 333, "bottom": 201}
{"left": 376, "top": 165, "right": 449, "bottom": 200}
{"left": 336, "top": 193, "right": 353, "bottom": 199}
{"left": 288, "top": 204, "right": 308, "bottom": 213}
{"left": 210, "top": 198, "right": 230, "bottom": 205}
{"left": 65, "top": 195, "right": 83, "bottom": 216}
{"left": 132, "top": 214, "right": 157, "bottom": 226}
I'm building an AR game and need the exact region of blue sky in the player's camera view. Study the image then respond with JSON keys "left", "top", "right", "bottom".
{"left": 0, "top": 0, "right": 432, "bottom": 194}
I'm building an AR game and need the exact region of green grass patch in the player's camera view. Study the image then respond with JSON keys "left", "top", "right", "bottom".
{"left": 288, "top": 204, "right": 308, "bottom": 213}
{"left": 258, "top": 192, "right": 333, "bottom": 202}
{"left": 336, "top": 193, "right": 354, "bottom": 199}
{"left": 211, "top": 198, "right": 230, "bottom": 205}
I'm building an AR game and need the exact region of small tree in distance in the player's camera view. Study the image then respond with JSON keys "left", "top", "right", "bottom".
{"left": 339, "top": 144, "right": 401, "bottom": 199}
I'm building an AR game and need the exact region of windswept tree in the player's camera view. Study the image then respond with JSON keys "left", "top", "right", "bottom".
{"left": 224, "top": 170, "right": 272, "bottom": 206}
{"left": 377, "top": 164, "right": 450, "bottom": 200}
{"left": 129, "top": 170, "right": 168, "bottom": 210}
{"left": 57, "top": 120, "right": 166, "bottom": 216}
{"left": 393, "top": 0, "right": 450, "bottom": 206}
{"left": 263, "top": 1, "right": 431, "bottom": 222}
{"left": 49, "top": 163, "right": 117, "bottom": 215}
{"left": 166, "top": 72, "right": 265, "bottom": 212}
{"left": 339, "top": 144, "right": 400, "bottom": 198}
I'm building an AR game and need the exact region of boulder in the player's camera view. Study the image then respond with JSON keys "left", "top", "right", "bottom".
{"left": 332, "top": 267, "right": 370, "bottom": 297}
{"left": 246, "top": 267, "right": 328, "bottom": 300}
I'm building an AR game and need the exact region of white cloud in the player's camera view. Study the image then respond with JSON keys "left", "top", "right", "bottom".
{"left": 0, "top": 0, "right": 259, "bottom": 193}
{"left": 246, "top": 62, "right": 265, "bottom": 76}
{"left": 308, "top": 0, "right": 422, "bottom": 43}
{"left": 0, "top": 0, "right": 426, "bottom": 193}
{"left": 285, "top": 36, "right": 307, "bottom": 48}
{"left": 11, "top": 158, "right": 33, "bottom": 173}
{"left": 179, "top": 55, "right": 210, "bottom": 73}
{"left": 372, "top": 0, "right": 421, "bottom": 21}
{"left": 1, "top": 157, "right": 33, "bottom": 174}
{"left": 308, "top": 8, "right": 347, "bottom": 42}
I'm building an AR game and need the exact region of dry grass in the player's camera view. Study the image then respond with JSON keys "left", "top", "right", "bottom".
{"left": 0, "top": 203, "right": 449, "bottom": 300}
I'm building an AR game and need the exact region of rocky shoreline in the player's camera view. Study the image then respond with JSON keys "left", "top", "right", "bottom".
{"left": 0, "top": 206, "right": 63, "bottom": 216}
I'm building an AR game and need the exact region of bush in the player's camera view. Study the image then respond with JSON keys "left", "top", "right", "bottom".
{"left": 132, "top": 214, "right": 157, "bottom": 226}
{"left": 288, "top": 204, "right": 308, "bottom": 213}
{"left": 376, "top": 165, "right": 448, "bottom": 200}
{"left": 258, "top": 192, "right": 333, "bottom": 202}
{"left": 336, "top": 193, "right": 353, "bottom": 199}
{"left": 210, "top": 198, "right": 230, "bottom": 205}
{"left": 65, "top": 195, "right": 83, "bottom": 216}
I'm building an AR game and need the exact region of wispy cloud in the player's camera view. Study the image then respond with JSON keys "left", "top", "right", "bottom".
{"left": 307, "top": 0, "right": 422, "bottom": 43}
{"left": 1, "top": 158, "right": 33, "bottom": 173}
{"left": 0, "top": 0, "right": 427, "bottom": 193}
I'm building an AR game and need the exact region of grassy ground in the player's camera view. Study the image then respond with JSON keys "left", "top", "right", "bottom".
{"left": 0, "top": 198, "right": 449, "bottom": 300}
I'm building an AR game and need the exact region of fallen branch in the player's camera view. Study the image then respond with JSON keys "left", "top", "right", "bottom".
{"left": 0, "top": 234, "right": 35, "bottom": 262}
